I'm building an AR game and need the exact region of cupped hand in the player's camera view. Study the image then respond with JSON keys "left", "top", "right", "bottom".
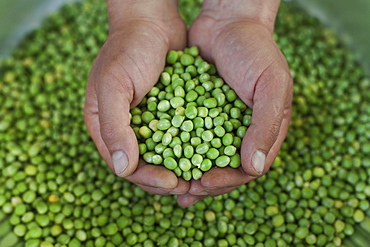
{"left": 177, "top": 9, "right": 293, "bottom": 206}
{"left": 84, "top": 7, "right": 190, "bottom": 196}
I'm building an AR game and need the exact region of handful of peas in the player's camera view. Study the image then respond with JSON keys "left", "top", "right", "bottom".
{"left": 130, "top": 46, "right": 252, "bottom": 180}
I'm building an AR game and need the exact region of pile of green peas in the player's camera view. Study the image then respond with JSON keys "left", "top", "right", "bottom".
{"left": 130, "top": 46, "right": 252, "bottom": 180}
{"left": 0, "top": 0, "right": 370, "bottom": 246}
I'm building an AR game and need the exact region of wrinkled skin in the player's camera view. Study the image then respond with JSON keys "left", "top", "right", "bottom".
{"left": 84, "top": 1, "right": 293, "bottom": 207}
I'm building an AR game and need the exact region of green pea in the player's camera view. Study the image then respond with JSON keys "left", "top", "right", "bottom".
{"left": 174, "top": 86, "right": 185, "bottom": 98}
{"left": 193, "top": 117, "right": 204, "bottom": 129}
{"left": 211, "top": 138, "right": 222, "bottom": 148}
{"left": 184, "top": 145, "right": 194, "bottom": 159}
{"left": 229, "top": 153, "right": 241, "bottom": 168}
{"left": 200, "top": 159, "right": 213, "bottom": 172}
{"left": 185, "top": 90, "right": 198, "bottom": 102}
{"left": 202, "top": 130, "right": 214, "bottom": 142}
{"left": 143, "top": 152, "right": 155, "bottom": 163}
{"left": 196, "top": 143, "right": 210, "bottom": 155}
{"left": 215, "top": 156, "right": 230, "bottom": 167}
{"left": 192, "top": 168, "right": 203, "bottom": 180}
{"left": 160, "top": 72, "right": 171, "bottom": 85}
{"left": 185, "top": 65, "right": 198, "bottom": 77}
{"left": 157, "top": 119, "right": 171, "bottom": 130}
{"left": 184, "top": 79, "right": 195, "bottom": 91}
{"left": 179, "top": 158, "right": 192, "bottom": 172}
{"left": 157, "top": 100, "right": 171, "bottom": 112}
{"left": 195, "top": 85, "right": 205, "bottom": 95}
{"left": 236, "top": 126, "right": 247, "bottom": 138}
{"left": 152, "top": 131, "right": 164, "bottom": 143}
{"left": 181, "top": 120, "right": 194, "bottom": 132}
{"left": 166, "top": 50, "right": 178, "bottom": 64}
{"left": 205, "top": 117, "right": 213, "bottom": 129}
{"left": 180, "top": 54, "right": 195, "bottom": 66}
{"left": 191, "top": 154, "right": 203, "bottom": 167}
{"left": 203, "top": 98, "right": 217, "bottom": 108}
{"left": 182, "top": 171, "right": 192, "bottom": 181}
{"left": 224, "top": 146, "right": 237, "bottom": 156}
{"left": 185, "top": 105, "right": 198, "bottom": 119}
{"left": 197, "top": 61, "right": 211, "bottom": 74}
{"left": 225, "top": 90, "right": 237, "bottom": 102}
{"left": 180, "top": 131, "right": 191, "bottom": 143}
{"left": 197, "top": 107, "right": 208, "bottom": 117}
{"left": 214, "top": 126, "right": 226, "bottom": 137}
{"left": 206, "top": 148, "right": 220, "bottom": 160}
{"left": 164, "top": 157, "right": 177, "bottom": 170}
{"left": 162, "top": 133, "right": 173, "bottom": 146}
{"left": 174, "top": 144, "right": 182, "bottom": 158}
{"left": 230, "top": 108, "right": 241, "bottom": 119}
{"left": 190, "top": 137, "right": 202, "bottom": 147}
{"left": 163, "top": 148, "right": 175, "bottom": 159}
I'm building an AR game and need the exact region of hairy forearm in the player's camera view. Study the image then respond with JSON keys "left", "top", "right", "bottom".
{"left": 201, "top": 0, "right": 280, "bottom": 30}
{"left": 107, "top": 0, "right": 180, "bottom": 33}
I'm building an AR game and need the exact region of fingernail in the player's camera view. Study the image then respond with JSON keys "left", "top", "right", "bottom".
{"left": 191, "top": 191, "right": 208, "bottom": 196}
{"left": 112, "top": 151, "right": 128, "bottom": 176}
{"left": 252, "top": 150, "right": 266, "bottom": 175}
{"left": 169, "top": 191, "right": 184, "bottom": 195}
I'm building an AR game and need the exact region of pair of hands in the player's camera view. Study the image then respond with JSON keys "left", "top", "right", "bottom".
{"left": 84, "top": 0, "right": 292, "bottom": 207}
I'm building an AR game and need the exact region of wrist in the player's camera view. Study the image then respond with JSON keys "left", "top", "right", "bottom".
{"left": 200, "top": 0, "right": 280, "bottom": 32}
{"left": 107, "top": 0, "right": 181, "bottom": 34}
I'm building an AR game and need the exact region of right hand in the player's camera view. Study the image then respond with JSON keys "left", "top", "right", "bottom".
{"left": 84, "top": 1, "right": 190, "bottom": 196}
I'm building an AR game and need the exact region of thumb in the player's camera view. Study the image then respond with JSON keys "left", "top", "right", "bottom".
{"left": 96, "top": 76, "right": 139, "bottom": 178}
{"left": 241, "top": 71, "right": 292, "bottom": 177}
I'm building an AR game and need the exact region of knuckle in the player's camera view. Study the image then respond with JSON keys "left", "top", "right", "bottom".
{"left": 99, "top": 120, "right": 121, "bottom": 148}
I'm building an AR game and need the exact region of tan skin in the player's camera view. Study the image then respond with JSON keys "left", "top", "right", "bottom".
{"left": 84, "top": 0, "right": 293, "bottom": 207}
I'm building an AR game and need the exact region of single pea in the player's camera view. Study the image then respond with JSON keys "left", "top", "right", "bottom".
{"left": 200, "top": 159, "right": 212, "bottom": 172}
{"left": 191, "top": 154, "right": 203, "bottom": 168}
{"left": 242, "top": 115, "right": 252, "bottom": 126}
{"left": 185, "top": 65, "right": 198, "bottom": 77}
{"left": 233, "top": 136, "right": 242, "bottom": 149}
{"left": 175, "top": 106, "right": 185, "bottom": 116}
{"left": 213, "top": 116, "right": 225, "bottom": 127}
{"left": 236, "top": 126, "right": 247, "bottom": 138}
{"left": 193, "top": 117, "right": 204, "bottom": 129}
{"left": 157, "top": 100, "right": 171, "bottom": 112}
{"left": 214, "top": 126, "right": 226, "bottom": 137}
{"left": 157, "top": 119, "right": 171, "bottom": 130}
{"left": 234, "top": 99, "right": 247, "bottom": 111}
{"left": 184, "top": 145, "right": 195, "bottom": 159}
{"left": 162, "top": 148, "right": 175, "bottom": 159}
{"left": 205, "top": 117, "right": 213, "bottom": 129}
{"left": 185, "top": 90, "right": 198, "bottom": 102}
{"left": 170, "top": 97, "right": 185, "bottom": 109}
{"left": 192, "top": 168, "right": 203, "bottom": 180}
{"left": 174, "top": 67, "right": 184, "bottom": 74}
{"left": 215, "top": 156, "right": 231, "bottom": 167}
{"left": 184, "top": 79, "right": 195, "bottom": 91}
{"left": 179, "top": 158, "right": 192, "bottom": 172}
{"left": 148, "top": 119, "right": 158, "bottom": 131}
{"left": 154, "top": 143, "right": 166, "bottom": 154}
{"left": 172, "top": 78, "right": 185, "bottom": 90}
{"left": 202, "top": 130, "right": 214, "bottom": 142}
{"left": 196, "top": 127, "right": 205, "bottom": 137}
{"left": 170, "top": 115, "right": 185, "bottom": 128}
{"left": 197, "top": 107, "right": 208, "bottom": 117}
{"left": 181, "top": 120, "right": 194, "bottom": 132}
{"left": 229, "top": 154, "right": 241, "bottom": 168}
{"left": 160, "top": 72, "right": 171, "bottom": 85}
{"left": 166, "top": 126, "right": 178, "bottom": 137}
{"left": 185, "top": 105, "right": 198, "bottom": 119}
{"left": 162, "top": 133, "right": 173, "bottom": 146}
{"left": 196, "top": 143, "right": 210, "bottom": 155}
{"left": 152, "top": 131, "right": 164, "bottom": 143}
{"left": 151, "top": 155, "right": 162, "bottom": 165}
{"left": 203, "top": 98, "right": 217, "bottom": 108}
{"left": 180, "top": 131, "right": 191, "bottom": 143}
{"left": 180, "top": 54, "right": 195, "bottom": 66}
{"left": 174, "top": 144, "right": 182, "bottom": 158}
{"left": 199, "top": 73, "right": 211, "bottom": 83}
{"left": 202, "top": 81, "right": 214, "bottom": 92}
{"left": 213, "top": 78, "right": 224, "bottom": 88}
{"left": 197, "top": 61, "right": 211, "bottom": 74}
{"left": 182, "top": 171, "right": 192, "bottom": 181}
{"left": 195, "top": 85, "right": 205, "bottom": 95}
{"left": 230, "top": 108, "right": 241, "bottom": 119}
{"left": 174, "top": 86, "right": 185, "bottom": 98}
{"left": 164, "top": 157, "right": 177, "bottom": 170}
{"left": 224, "top": 146, "right": 237, "bottom": 156}
{"left": 131, "top": 115, "right": 142, "bottom": 125}
{"left": 138, "top": 126, "right": 152, "bottom": 138}
{"left": 166, "top": 50, "right": 178, "bottom": 64}
{"left": 225, "top": 89, "right": 237, "bottom": 101}
{"left": 211, "top": 138, "right": 222, "bottom": 148}
{"left": 206, "top": 148, "right": 220, "bottom": 160}
{"left": 190, "top": 137, "right": 202, "bottom": 147}
{"left": 222, "top": 133, "right": 234, "bottom": 146}
{"left": 208, "top": 108, "right": 219, "bottom": 118}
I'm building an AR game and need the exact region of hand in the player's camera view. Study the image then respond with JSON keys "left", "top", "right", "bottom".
{"left": 177, "top": 0, "right": 293, "bottom": 206}
{"left": 84, "top": 0, "right": 190, "bottom": 196}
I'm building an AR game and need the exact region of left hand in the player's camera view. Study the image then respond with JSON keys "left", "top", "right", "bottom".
{"left": 177, "top": 3, "right": 293, "bottom": 207}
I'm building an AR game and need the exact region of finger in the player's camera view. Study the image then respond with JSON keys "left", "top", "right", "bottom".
{"left": 95, "top": 70, "right": 139, "bottom": 178}
{"left": 137, "top": 177, "right": 189, "bottom": 195}
{"left": 241, "top": 68, "right": 293, "bottom": 176}
{"left": 125, "top": 159, "right": 178, "bottom": 190}
{"left": 201, "top": 167, "right": 255, "bottom": 189}
{"left": 177, "top": 193, "right": 207, "bottom": 207}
